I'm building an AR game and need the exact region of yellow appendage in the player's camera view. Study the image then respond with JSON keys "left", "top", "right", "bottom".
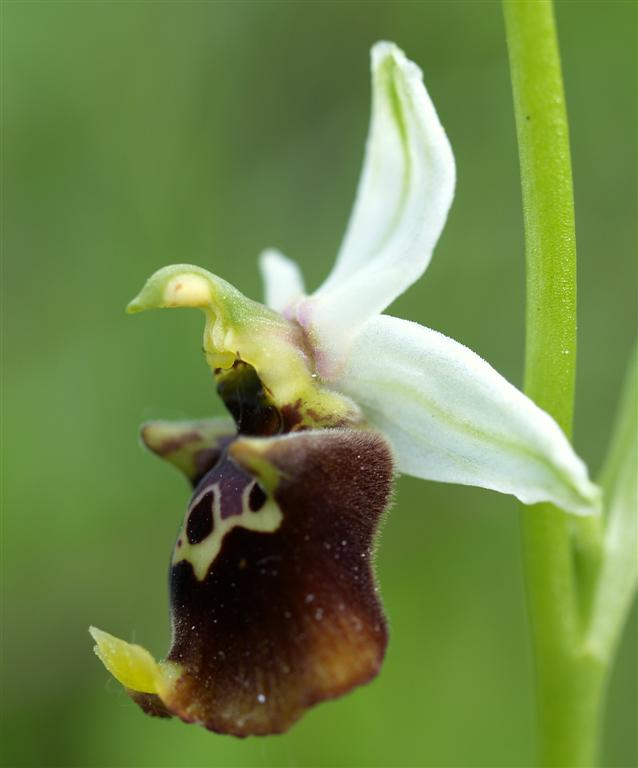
{"left": 89, "top": 626, "right": 166, "bottom": 694}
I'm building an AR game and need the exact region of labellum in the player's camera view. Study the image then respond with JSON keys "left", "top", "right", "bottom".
{"left": 92, "top": 358, "right": 394, "bottom": 736}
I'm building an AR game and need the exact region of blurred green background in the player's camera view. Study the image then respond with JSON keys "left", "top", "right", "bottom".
{"left": 2, "top": 2, "right": 636, "bottom": 766}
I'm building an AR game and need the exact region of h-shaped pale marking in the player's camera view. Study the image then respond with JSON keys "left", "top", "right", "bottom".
{"left": 173, "top": 480, "right": 283, "bottom": 581}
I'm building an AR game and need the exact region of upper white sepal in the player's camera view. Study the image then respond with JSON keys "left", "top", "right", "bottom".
{"left": 299, "top": 42, "right": 455, "bottom": 373}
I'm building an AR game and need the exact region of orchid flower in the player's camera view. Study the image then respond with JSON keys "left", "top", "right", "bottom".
{"left": 90, "top": 41, "right": 600, "bottom": 737}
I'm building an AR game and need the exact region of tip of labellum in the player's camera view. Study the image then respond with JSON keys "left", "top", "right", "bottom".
{"left": 88, "top": 626, "right": 174, "bottom": 695}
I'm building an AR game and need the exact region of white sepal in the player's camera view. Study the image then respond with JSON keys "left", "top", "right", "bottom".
{"left": 301, "top": 41, "right": 455, "bottom": 368}
{"left": 334, "top": 315, "right": 601, "bottom": 516}
{"left": 259, "top": 248, "right": 306, "bottom": 315}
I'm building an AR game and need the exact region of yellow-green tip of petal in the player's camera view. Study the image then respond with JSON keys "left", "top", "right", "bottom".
{"left": 126, "top": 264, "right": 219, "bottom": 314}
{"left": 89, "top": 626, "right": 161, "bottom": 694}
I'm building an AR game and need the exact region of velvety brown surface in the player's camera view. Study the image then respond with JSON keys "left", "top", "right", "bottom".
{"left": 152, "top": 429, "right": 393, "bottom": 735}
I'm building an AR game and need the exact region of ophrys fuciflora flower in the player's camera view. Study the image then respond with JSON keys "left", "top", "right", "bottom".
{"left": 90, "top": 42, "right": 599, "bottom": 737}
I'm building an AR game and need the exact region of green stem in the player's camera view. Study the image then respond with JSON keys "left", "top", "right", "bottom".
{"left": 503, "top": 2, "right": 606, "bottom": 766}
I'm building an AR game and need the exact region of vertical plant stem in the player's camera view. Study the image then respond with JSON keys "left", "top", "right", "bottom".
{"left": 503, "top": 2, "right": 606, "bottom": 766}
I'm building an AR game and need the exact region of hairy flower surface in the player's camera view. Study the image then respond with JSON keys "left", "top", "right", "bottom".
{"left": 91, "top": 41, "right": 600, "bottom": 736}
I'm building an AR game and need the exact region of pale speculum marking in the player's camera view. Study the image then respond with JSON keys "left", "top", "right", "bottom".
{"left": 173, "top": 455, "right": 282, "bottom": 581}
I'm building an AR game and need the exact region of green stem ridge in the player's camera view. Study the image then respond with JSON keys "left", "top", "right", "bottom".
{"left": 503, "top": 2, "right": 608, "bottom": 765}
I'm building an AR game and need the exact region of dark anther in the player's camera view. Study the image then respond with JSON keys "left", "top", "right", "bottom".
{"left": 215, "top": 361, "right": 283, "bottom": 437}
